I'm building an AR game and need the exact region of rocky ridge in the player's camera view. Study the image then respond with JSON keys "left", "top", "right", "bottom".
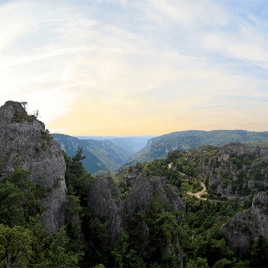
{"left": 123, "top": 130, "right": 268, "bottom": 166}
{"left": 223, "top": 191, "right": 268, "bottom": 250}
{"left": 195, "top": 143, "right": 268, "bottom": 199}
{"left": 166, "top": 143, "right": 268, "bottom": 251}
{"left": 88, "top": 172, "right": 186, "bottom": 257}
{"left": 0, "top": 101, "right": 67, "bottom": 235}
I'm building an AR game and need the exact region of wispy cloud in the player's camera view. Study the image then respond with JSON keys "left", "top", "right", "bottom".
{"left": 145, "top": 0, "right": 229, "bottom": 26}
{"left": 0, "top": 0, "right": 268, "bottom": 135}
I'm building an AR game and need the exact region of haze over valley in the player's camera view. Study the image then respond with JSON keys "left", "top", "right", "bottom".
{"left": 53, "top": 130, "right": 268, "bottom": 174}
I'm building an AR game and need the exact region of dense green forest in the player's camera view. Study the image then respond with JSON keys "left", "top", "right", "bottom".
{"left": 1, "top": 146, "right": 268, "bottom": 267}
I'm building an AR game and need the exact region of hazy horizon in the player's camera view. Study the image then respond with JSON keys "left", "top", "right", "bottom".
{"left": 1, "top": 0, "right": 268, "bottom": 135}
{"left": 54, "top": 129, "right": 268, "bottom": 139}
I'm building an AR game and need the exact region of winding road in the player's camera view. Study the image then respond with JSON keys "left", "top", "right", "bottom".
{"left": 187, "top": 182, "right": 207, "bottom": 200}
{"left": 168, "top": 163, "right": 208, "bottom": 200}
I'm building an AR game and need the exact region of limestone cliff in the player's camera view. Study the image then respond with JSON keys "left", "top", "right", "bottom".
{"left": 196, "top": 143, "right": 268, "bottom": 199}
{"left": 88, "top": 176, "right": 123, "bottom": 244}
{"left": 0, "top": 101, "right": 67, "bottom": 235}
{"left": 87, "top": 172, "right": 185, "bottom": 258}
{"left": 124, "top": 173, "right": 185, "bottom": 257}
{"left": 222, "top": 191, "right": 268, "bottom": 251}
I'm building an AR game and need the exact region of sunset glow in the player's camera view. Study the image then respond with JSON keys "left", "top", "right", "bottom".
{"left": 1, "top": 0, "right": 268, "bottom": 135}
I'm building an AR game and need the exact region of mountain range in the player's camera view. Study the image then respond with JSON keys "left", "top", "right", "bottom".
{"left": 53, "top": 130, "right": 268, "bottom": 174}
{"left": 76, "top": 135, "right": 152, "bottom": 155}
{"left": 123, "top": 130, "right": 268, "bottom": 166}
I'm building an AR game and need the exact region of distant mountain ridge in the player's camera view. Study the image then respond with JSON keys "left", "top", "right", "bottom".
{"left": 53, "top": 130, "right": 268, "bottom": 173}
{"left": 76, "top": 136, "right": 152, "bottom": 155}
{"left": 52, "top": 134, "right": 129, "bottom": 174}
{"left": 123, "top": 130, "right": 268, "bottom": 166}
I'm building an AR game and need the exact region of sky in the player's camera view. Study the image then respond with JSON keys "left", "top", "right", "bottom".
{"left": 1, "top": 0, "right": 268, "bottom": 136}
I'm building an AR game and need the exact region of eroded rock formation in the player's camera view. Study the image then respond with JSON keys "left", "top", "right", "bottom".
{"left": 223, "top": 191, "right": 268, "bottom": 251}
{"left": 0, "top": 101, "right": 67, "bottom": 235}
{"left": 88, "top": 172, "right": 186, "bottom": 257}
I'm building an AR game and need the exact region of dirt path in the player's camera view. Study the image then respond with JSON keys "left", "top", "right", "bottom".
{"left": 167, "top": 163, "right": 208, "bottom": 200}
{"left": 187, "top": 182, "right": 207, "bottom": 200}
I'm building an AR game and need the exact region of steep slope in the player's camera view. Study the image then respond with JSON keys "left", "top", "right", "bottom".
{"left": 108, "top": 137, "right": 150, "bottom": 155}
{"left": 0, "top": 101, "right": 67, "bottom": 235}
{"left": 53, "top": 134, "right": 128, "bottom": 173}
{"left": 149, "top": 142, "right": 268, "bottom": 200}
{"left": 77, "top": 136, "right": 152, "bottom": 155}
{"left": 124, "top": 130, "right": 268, "bottom": 166}
{"left": 183, "top": 142, "right": 268, "bottom": 200}
{"left": 223, "top": 191, "right": 268, "bottom": 251}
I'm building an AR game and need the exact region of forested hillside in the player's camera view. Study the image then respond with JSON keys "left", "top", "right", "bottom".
{"left": 124, "top": 130, "right": 268, "bottom": 166}
{"left": 77, "top": 136, "right": 151, "bottom": 155}
{"left": 52, "top": 133, "right": 128, "bottom": 173}
{"left": 122, "top": 142, "right": 268, "bottom": 267}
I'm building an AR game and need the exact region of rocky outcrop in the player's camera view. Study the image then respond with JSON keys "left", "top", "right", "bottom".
{"left": 0, "top": 101, "right": 67, "bottom": 235}
{"left": 124, "top": 174, "right": 185, "bottom": 257}
{"left": 197, "top": 143, "right": 268, "bottom": 199}
{"left": 125, "top": 174, "right": 185, "bottom": 219}
{"left": 88, "top": 172, "right": 185, "bottom": 257}
{"left": 88, "top": 176, "right": 123, "bottom": 244}
{"left": 222, "top": 191, "right": 268, "bottom": 251}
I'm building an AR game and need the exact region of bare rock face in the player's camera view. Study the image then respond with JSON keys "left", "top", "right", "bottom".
{"left": 198, "top": 142, "right": 268, "bottom": 200}
{"left": 123, "top": 174, "right": 185, "bottom": 257}
{"left": 88, "top": 172, "right": 186, "bottom": 257}
{"left": 222, "top": 191, "right": 268, "bottom": 251}
{"left": 125, "top": 174, "right": 185, "bottom": 219}
{"left": 0, "top": 101, "right": 67, "bottom": 235}
{"left": 124, "top": 173, "right": 152, "bottom": 217}
{"left": 88, "top": 176, "right": 123, "bottom": 244}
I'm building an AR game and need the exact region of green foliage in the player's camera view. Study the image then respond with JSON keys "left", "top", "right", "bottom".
{"left": 128, "top": 130, "right": 268, "bottom": 165}
{"left": 62, "top": 195, "right": 82, "bottom": 218}
{"left": 125, "top": 250, "right": 146, "bottom": 268}
{"left": 11, "top": 102, "right": 41, "bottom": 123}
{"left": 93, "top": 264, "right": 106, "bottom": 268}
{"left": 0, "top": 179, "right": 24, "bottom": 226}
{"left": 212, "top": 258, "right": 232, "bottom": 268}
{"left": 12, "top": 111, "right": 35, "bottom": 123}
{"left": 186, "top": 257, "right": 210, "bottom": 268}
{"left": 53, "top": 133, "right": 129, "bottom": 174}
{"left": 118, "top": 180, "right": 132, "bottom": 201}
{"left": 81, "top": 210, "right": 112, "bottom": 267}
{"left": 45, "top": 226, "right": 83, "bottom": 268}
{"left": 0, "top": 168, "right": 43, "bottom": 227}
{"left": 0, "top": 224, "right": 33, "bottom": 268}
{"left": 250, "top": 234, "right": 268, "bottom": 267}
{"left": 231, "top": 260, "right": 250, "bottom": 267}
{"left": 40, "top": 129, "right": 53, "bottom": 149}
{"left": 111, "top": 230, "right": 129, "bottom": 268}
{"left": 2, "top": 136, "right": 268, "bottom": 267}
{"left": 180, "top": 178, "right": 203, "bottom": 194}
{"left": 63, "top": 149, "right": 92, "bottom": 200}
{"left": 134, "top": 193, "right": 184, "bottom": 267}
